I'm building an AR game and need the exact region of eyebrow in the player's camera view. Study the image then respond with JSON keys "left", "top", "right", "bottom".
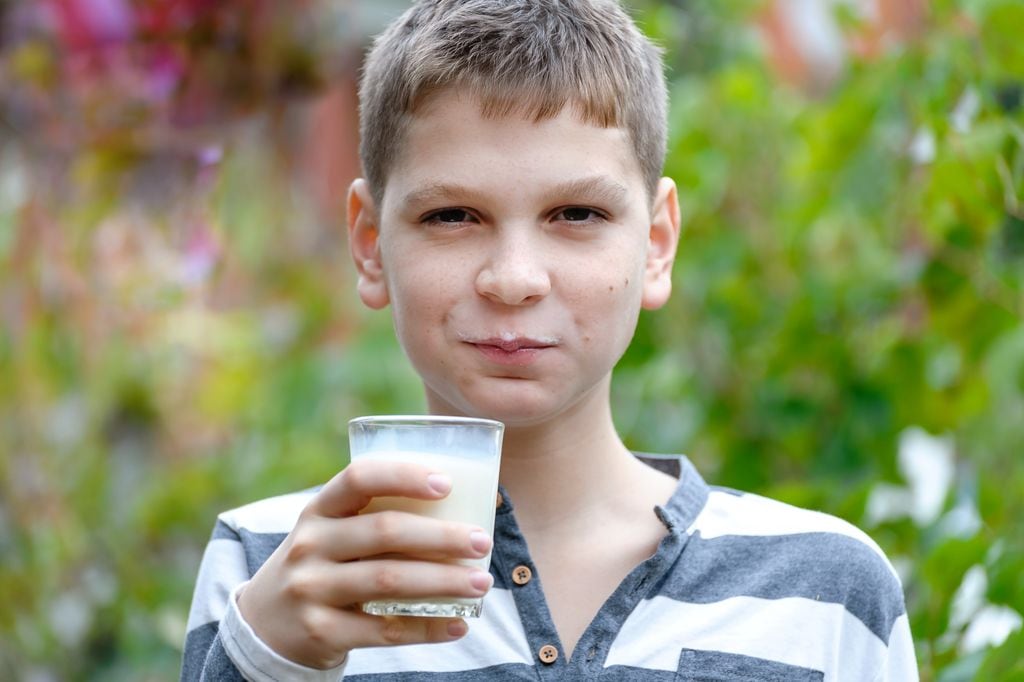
{"left": 549, "top": 176, "right": 629, "bottom": 206}
{"left": 398, "top": 175, "right": 630, "bottom": 211}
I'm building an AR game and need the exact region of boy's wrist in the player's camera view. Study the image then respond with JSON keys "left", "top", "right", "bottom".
{"left": 221, "top": 581, "right": 348, "bottom": 681}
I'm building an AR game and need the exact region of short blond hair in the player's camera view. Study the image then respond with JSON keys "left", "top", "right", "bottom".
{"left": 358, "top": 0, "right": 668, "bottom": 206}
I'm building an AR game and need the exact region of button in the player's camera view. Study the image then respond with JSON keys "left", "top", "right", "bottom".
{"left": 538, "top": 644, "right": 558, "bottom": 664}
{"left": 512, "top": 565, "right": 532, "bottom": 585}
{"left": 496, "top": 492, "right": 504, "bottom": 508}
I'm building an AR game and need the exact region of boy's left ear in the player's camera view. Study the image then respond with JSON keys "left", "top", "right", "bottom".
{"left": 347, "top": 179, "right": 390, "bottom": 310}
{"left": 641, "top": 177, "right": 681, "bottom": 310}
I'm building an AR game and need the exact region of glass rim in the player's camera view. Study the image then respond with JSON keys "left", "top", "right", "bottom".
{"left": 348, "top": 415, "right": 504, "bottom": 429}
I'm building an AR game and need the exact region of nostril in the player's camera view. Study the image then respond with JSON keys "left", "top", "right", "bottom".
{"left": 475, "top": 266, "right": 550, "bottom": 306}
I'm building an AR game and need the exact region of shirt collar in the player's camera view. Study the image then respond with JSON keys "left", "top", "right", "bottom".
{"left": 495, "top": 453, "right": 710, "bottom": 534}
{"left": 634, "top": 453, "right": 710, "bottom": 535}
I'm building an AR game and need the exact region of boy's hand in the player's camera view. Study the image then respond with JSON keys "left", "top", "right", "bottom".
{"left": 236, "top": 460, "right": 494, "bottom": 670}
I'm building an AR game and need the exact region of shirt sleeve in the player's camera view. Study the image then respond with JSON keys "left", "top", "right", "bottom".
{"left": 876, "top": 612, "right": 919, "bottom": 682}
{"left": 219, "top": 582, "right": 348, "bottom": 681}
{"left": 180, "top": 520, "right": 347, "bottom": 681}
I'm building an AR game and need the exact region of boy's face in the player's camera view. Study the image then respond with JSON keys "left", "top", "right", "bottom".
{"left": 348, "top": 88, "right": 679, "bottom": 428}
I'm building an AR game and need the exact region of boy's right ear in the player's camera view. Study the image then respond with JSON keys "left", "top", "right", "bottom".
{"left": 347, "top": 179, "right": 390, "bottom": 310}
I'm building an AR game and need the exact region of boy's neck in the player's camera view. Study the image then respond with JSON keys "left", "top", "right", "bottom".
{"left": 492, "top": 386, "right": 676, "bottom": 536}
{"left": 491, "top": 382, "right": 678, "bottom": 660}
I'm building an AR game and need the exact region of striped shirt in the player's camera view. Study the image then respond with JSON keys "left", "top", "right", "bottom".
{"left": 181, "top": 455, "right": 918, "bottom": 681}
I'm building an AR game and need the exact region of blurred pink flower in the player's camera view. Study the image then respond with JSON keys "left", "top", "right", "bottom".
{"left": 195, "top": 144, "right": 223, "bottom": 189}
{"left": 136, "top": 0, "right": 220, "bottom": 35}
{"left": 143, "top": 46, "right": 186, "bottom": 103}
{"left": 48, "top": 0, "right": 135, "bottom": 52}
{"left": 182, "top": 221, "right": 221, "bottom": 286}
{"left": 197, "top": 145, "right": 222, "bottom": 167}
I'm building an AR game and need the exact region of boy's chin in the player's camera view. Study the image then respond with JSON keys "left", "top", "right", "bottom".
{"left": 475, "top": 410, "right": 564, "bottom": 430}
{"left": 425, "top": 382, "right": 597, "bottom": 430}
{"left": 431, "top": 401, "right": 561, "bottom": 428}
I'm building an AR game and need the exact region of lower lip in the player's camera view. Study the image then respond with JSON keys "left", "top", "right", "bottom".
{"left": 472, "top": 344, "right": 548, "bottom": 366}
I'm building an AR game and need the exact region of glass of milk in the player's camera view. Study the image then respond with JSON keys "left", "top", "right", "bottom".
{"left": 348, "top": 415, "right": 504, "bottom": 618}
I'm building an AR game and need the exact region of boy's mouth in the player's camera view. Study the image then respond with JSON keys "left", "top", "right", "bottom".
{"left": 463, "top": 334, "right": 558, "bottom": 366}
{"left": 474, "top": 336, "right": 556, "bottom": 352}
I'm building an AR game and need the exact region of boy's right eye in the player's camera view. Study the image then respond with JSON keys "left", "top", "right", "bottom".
{"left": 423, "top": 209, "right": 475, "bottom": 224}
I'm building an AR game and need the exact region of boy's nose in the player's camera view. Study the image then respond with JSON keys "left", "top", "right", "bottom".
{"left": 474, "top": 238, "right": 551, "bottom": 306}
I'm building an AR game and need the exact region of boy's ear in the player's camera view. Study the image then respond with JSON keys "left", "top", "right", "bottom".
{"left": 347, "top": 179, "right": 390, "bottom": 310}
{"left": 641, "top": 177, "right": 681, "bottom": 310}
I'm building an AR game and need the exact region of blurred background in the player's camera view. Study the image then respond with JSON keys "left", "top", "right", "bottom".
{"left": 0, "top": 0, "right": 1021, "bottom": 679}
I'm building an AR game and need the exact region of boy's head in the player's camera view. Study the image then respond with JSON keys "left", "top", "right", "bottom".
{"left": 358, "top": 0, "right": 668, "bottom": 207}
{"left": 347, "top": 0, "right": 679, "bottom": 426}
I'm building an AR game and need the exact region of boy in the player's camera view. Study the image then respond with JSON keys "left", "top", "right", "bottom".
{"left": 182, "top": 0, "right": 918, "bottom": 679}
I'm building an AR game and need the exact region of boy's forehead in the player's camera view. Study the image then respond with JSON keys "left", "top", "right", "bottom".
{"left": 411, "top": 85, "right": 609, "bottom": 132}
{"left": 378, "top": 88, "right": 647, "bottom": 210}
{"left": 395, "top": 175, "right": 630, "bottom": 212}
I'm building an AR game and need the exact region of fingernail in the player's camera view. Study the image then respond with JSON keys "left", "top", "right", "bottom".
{"left": 469, "top": 530, "right": 491, "bottom": 554}
{"left": 447, "top": 620, "right": 468, "bottom": 638}
{"left": 427, "top": 473, "right": 451, "bottom": 495}
{"left": 469, "top": 569, "right": 493, "bottom": 593}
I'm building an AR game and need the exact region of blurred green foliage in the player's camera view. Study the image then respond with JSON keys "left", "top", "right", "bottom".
{"left": 620, "top": 0, "right": 1024, "bottom": 679}
{"left": 0, "top": 0, "right": 1022, "bottom": 679}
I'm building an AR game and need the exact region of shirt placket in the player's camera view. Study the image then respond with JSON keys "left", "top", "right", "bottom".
{"left": 578, "top": 524, "right": 688, "bottom": 677}
{"left": 489, "top": 457, "right": 709, "bottom": 680}
{"left": 491, "top": 486, "right": 568, "bottom": 679}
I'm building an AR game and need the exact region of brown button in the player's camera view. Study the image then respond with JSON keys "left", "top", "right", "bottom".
{"left": 512, "top": 565, "right": 532, "bottom": 585}
{"left": 496, "top": 492, "right": 504, "bottom": 508}
{"left": 538, "top": 644, "right": 558, "bottom": 664}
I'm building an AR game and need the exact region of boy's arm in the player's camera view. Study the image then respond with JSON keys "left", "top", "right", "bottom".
{"left": 181, "top": 516, "right": 345, "bottom": 681}
{"left": 180, "top": 515, "right": 249, "bottom": 681}
{"left": 181, "top": 460, "right": 494, "bottom": 678}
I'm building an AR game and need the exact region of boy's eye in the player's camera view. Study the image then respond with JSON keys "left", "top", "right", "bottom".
{"left": 554, "top": 207, "right": 605, "bottom": 223}
{"left": 424, "top": 209, "right": 474, "bottom": 224}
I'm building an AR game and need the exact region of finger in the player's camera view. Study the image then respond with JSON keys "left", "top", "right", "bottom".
{"left": 309, "top": 460, "right": 453, "bottom": 518}
{"left": 297, "top": 558, "right": 493, "bottom": 607}
{"left": 282, "top": 608, "right": 469, "bottom": 668}
{"left": 330, "top": 609, "right": 470, "bottom": 651}
{"left": 361, "top": 613, "right": 470, "bottom": 648}
{"left": 318, "top": 512, "right": 491, "bottom": 563}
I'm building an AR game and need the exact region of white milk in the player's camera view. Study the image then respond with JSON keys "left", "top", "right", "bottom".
{"left": 357, "top": 450, "right": 499, "bottom": 579}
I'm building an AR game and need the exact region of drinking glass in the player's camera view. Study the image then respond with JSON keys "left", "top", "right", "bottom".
{"left": 348, "top": 415, "right": 504, "bottom": 618}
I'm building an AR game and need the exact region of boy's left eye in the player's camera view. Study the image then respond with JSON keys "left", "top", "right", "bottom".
{"left": 421, "top": 208, "right": 476, "bottom": 226}
{"left": 430, "top": 209, "right": 472, "bottom": 223}
{"left": 554, "top": 207, "right": 604, "bottom": 222}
